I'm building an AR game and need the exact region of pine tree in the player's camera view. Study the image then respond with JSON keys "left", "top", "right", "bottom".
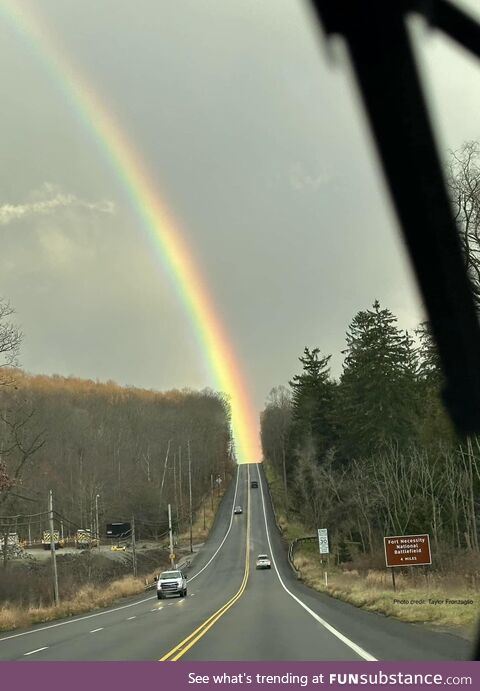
{"left": 289, "top": 347, "right": 336, "bottom": 462}
{"left": 416, "top": 321, "right": 443, "bottom": 387}
{"left": 415, "top": 321, "right": 455, "bottom": 446}
{"left": 338, "top": 301, "right": 420, "bottom": 457}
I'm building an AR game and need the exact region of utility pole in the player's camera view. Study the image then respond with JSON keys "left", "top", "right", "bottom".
{"left": 95, "top": 494, "right": 100, "bottom": 549}
{"left": 210, "top": 473, "right": 214, "bottom": 512}
{"left": 159, "top": 439, "right": 172, "bottom": 504}
{"left": 173, "top": 454, "right": 179, "bottom": 531}
{"left": 168, "top": 503, "right": 175, "bottom": 567}
{"left": 188, "top": 440, "right": 193, "bottom": 554}
{"left": 178, "top": 445, "right": 183, "bottom": 513}
{"left": 131, "top": 514, "right": 137, "bottom": 577}
{"left": 49, "top": 490, "right": 60, "bottom": 606}
{"left": 2, "top": 523, "right": 9, "bottom": 569}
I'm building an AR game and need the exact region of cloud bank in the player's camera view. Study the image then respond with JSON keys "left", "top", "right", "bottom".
{"left": 0, "top": 184, "right": 114, "bottom": 226}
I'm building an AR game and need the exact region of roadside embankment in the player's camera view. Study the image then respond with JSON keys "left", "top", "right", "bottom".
{"left": 264, "top": 463, "right": 479, "bottom": 639}
{"left": 0, "top": 477, "right": 232, "bottom": 633}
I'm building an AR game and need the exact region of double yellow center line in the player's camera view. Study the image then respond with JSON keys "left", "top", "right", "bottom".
{"left": 160, "top": 468, "right": 251, "bottom": 661}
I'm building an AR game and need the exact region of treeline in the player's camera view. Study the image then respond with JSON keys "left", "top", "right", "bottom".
{"left": 262, "top": 140, "right": 480, "bottom": 567}
{"left": 0, "top": 370, "right": 234, "bottom": 541}
{"left": 261, "top": 301, "right": 480, "bottom": 564}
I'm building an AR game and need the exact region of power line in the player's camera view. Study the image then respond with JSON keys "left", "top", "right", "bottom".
{"left": 0, "top": 519, "right": 46, "bottom": 528}
{"left": 0, "top": 510, "right": 48, "bottom": 520}
{"left": 8, "top": 491, "right": 41, "bottom": 503}
{"left": 52, "top": 511, "right": 84, "bottom": 532}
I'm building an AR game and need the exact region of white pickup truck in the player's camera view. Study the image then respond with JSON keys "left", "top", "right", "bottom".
{"left": 155, "top": 569, "right": 187, "bottom": 599}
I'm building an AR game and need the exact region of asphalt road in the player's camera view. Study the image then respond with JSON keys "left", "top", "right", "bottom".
{"left": 0, "top": 464, "right": 474, "bottom": 661}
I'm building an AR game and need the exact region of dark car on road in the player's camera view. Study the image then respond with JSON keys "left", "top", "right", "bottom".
{"left": 251, "top": 481, "right": 258, "bottom": 488}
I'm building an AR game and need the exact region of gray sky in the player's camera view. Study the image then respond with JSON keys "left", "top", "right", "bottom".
{"left": 1, "top": 0, "right": 479, "bottom": 420}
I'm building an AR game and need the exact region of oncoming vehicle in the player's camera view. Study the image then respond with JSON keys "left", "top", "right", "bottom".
{"left": 256, "top": 554, "right": 271, "bottom": 570}
{"left": 233, "top": 506, "right": 243, "bottom": 514}
{"left": 155, "top": 569, "right": 187, "bottom": 599}
{"left": 250, "top": 481, "right": 258, "bottom": 488}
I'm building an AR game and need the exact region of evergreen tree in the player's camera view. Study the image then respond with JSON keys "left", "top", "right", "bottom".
{"left": 338, "top": 300, "right": 420, "bottom": 457}
{"left": 416, "top": 321, "right": 443, "bottom": 387}
{"left": 415, "top": 321, "right": 455, "bottom": 447}
{"left": 289, "top": 347, "right": 336, "bottom": 461}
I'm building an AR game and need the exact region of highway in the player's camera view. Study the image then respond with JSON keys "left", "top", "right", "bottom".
{"left": 0, "top": 464, "right": 472, "bottom": 661}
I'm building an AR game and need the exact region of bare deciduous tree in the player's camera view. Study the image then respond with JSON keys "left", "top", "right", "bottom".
{"left": 448, "top": 141, "right": 480, "bottom": 306}
{"left": 0, "top": 298, "right": 22, "bottom": 386}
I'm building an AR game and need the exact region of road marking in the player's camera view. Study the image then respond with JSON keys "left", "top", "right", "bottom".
{"left": 90, "top": 628, "right": 103, "bottom": 633}
{"left": 0, "top": 596, "right": 155, "bottom": 644}
{"left": 160, "top": 466, "right": 251, "bottom": 661}
{"left": 256, "top": 466, "right": 377, "bottom": 662}
{"left": 0, "top": 467, "right": 242, "bottom": 646}
{"left": 127, "top": 616, "right": 136, "bottom": 620}
{"left": 24, "top": 646, "right": 48, "bottom": 656}
{"left": 188, "top": 466, "right": 241, "bottom": 583}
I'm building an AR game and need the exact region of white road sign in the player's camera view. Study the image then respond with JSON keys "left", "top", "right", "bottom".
{"left": 318, "top": 528, "right": 329, "bottom": 555}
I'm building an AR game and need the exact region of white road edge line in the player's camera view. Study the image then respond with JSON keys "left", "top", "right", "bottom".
{"left": 126, "top": 616, "right": 136, "bottom": 620}
{"left": 256, "top": 465, "right": 377, "bottom": 662}
{"left": 24, "top": 646, "right": 48, "bottom": 656}
{"left": 188, "top": 465, "right": 241, "bottom": 582}
{"left": 90, "top": 628, "right": 103, "bottom": 633}
{"left": 0, "top": 467, "right": 242, "bottom": 645}
{"left": 0, "top": 596, "right": 154, "bottom": 643}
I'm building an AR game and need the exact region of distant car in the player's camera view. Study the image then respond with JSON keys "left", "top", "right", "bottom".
{"left": 256, "top": 554, "right": 271, "bottom": 569}
{"left": 156, "top": 569, "right": 187, "bottom": 599}
{"left": 251, "top": 481, "right": 258, "bottom": 488}
{"left": 111, "top": 545, "right": 126, "bottom": 552}
{"left": 234, "top": 506, "right": 243, "bottom": 514}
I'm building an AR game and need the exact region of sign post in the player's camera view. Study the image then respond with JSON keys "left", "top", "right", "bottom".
{"left": 317, "top": 528, "right": 329, "bottom": 555}
{"left": 384, "top": 534, "right": 432, "bottom": 591}
{"left": 317, "top": 528, "right": 329, "bottom": 585}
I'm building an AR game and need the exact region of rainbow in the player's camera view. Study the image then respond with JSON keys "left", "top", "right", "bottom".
{"left": 0, "top": 0, "right": 260, "bottom": 463}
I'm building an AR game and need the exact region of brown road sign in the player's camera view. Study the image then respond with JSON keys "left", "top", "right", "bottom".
{"left": 384, "top": 534, "right": 431, "bottom": 567}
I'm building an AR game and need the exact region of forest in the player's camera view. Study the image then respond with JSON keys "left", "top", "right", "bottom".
{"left": 261, "top": 142, "right": 480, "bottom": 569}
{"left": 0, "top": 362, "right": 234, "bottom": 544}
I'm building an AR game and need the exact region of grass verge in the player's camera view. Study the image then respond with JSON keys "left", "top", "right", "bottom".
{"left": 177, "top": 485, "right": 228, "bottom": 546}
{"left": 0, "top": 475, "right": 231, "bottom": 633}
{"left": 294, "top": 545, "right": 478, "bottom": 638}
{"left": 263, "top": 462, "right": 305, "bottom": 540}
{"left": 0, "top": 573, "right": 154, "bottom": 633}
{"left": 264, "top": 462, "right": 479, "bottom": 639}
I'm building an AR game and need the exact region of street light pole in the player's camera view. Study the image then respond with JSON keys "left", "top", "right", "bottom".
{"left": 131, "top": 514, "right": 137, "bottom": 577}
{"left": 95, "top": 494, "right": 100, "bottom": 549}
{"left": 188, "top": 441, "right": 193, "bottom": 554}
{"left": 48, "top": 490, "right": 59, "bottom": 606}
{"left": 210, "top": 473, "right": 214, "bottom": 512}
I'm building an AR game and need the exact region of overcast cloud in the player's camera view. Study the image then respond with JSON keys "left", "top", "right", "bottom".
{"left": 0, "top": 0, "right": 479, "bottom": 422}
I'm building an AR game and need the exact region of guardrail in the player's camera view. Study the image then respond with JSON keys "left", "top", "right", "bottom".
{"left": 288, "top": 536, "right": 317, "bottom": 576}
